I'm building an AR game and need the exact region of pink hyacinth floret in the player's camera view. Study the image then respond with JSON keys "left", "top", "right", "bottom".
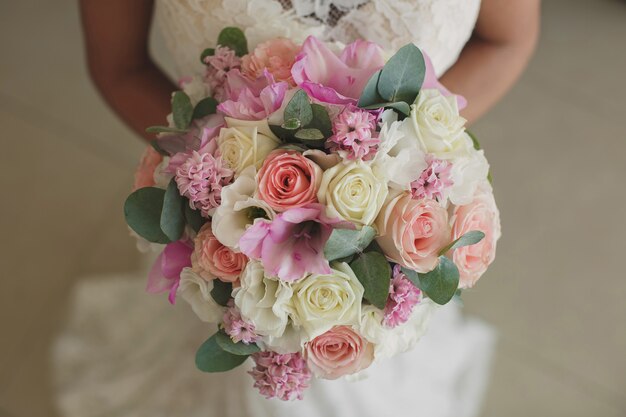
{"left": 204, "top": 46, "right": 242, "bottom": 101}
{"left": 222, "top": 301, "right": 259, "bottom": 345}
{"left": 175, "top": 151, "right": 233, "bottom": 217}
{"left": 327, "top": 106, "right": 379, "bottom": 160}
{"left": 249, "top": 351, "right": 312, "bottom": 401}
{"left": 410, "top": 156, "right": 454, "bottom": 202}
{"left": 383, "top": 265, "right": 423, "bottom": 328}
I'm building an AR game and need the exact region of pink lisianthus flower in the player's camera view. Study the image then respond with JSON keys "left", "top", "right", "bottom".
{"left": 218, "top": 72, "right": 288, "bottom": 120}
{"left": 249, "top": 351, "right": 311, "bottom": 401}
{"left": 147, "top": 240, "right": 193, "bottom": 304}
{"left": 327, "top": 106, "right": 379, "bottom": 160}
{"left": 383, "top": 265, "right": 423, "bottom": 328}
{"left": 204, "top": 46, "right": 242, "bottom": 101}
{"left": 239, "top": 204, "right": 338, "bottom": 282}
{"left": 242, "top": 38, "right": 300, "bottom": 85}
{"left": 291, "top": 36, "right": 385, "bottom": 104}
{"left": 223, "top": 300, "right": 259, "bottom": 345}
{"left": 410, "top": 156, "right": 454, "bottom": 202}
{"left": 133, "top": 147, "right": 163, "bottom": 191}
{"left": 175, "top": 150, "right": 234, "bottom": 217}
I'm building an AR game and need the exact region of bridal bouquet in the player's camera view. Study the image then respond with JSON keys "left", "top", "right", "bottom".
{"left": 125, "top": 28, "right": 500, "bottom": 401}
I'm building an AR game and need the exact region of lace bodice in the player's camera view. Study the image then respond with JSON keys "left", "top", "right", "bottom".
{"left": 155, "top": 0, "right": 480, "bottom": 79}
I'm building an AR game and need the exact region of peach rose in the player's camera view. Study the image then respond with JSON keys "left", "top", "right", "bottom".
{"left": 256, "top": 150, "right": 322, "bottom": 212}
{"left": 450, "top": 184, "right": 501, "bottom": 288}
{"left": 192, "top": 223, "right": 248, "bottom": 283}
{"left": 133, "top": 147, "right": 163, "bottom": 190}
{"left": 305, "top": 326, "right": 374, "bottom": 379}
{"left": 376, "top": 193, "right": 450, "bottom": 273}
{"left": 241, "top": 38, "right": 300, "bottom": 85}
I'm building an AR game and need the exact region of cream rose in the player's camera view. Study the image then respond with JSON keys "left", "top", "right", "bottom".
{"left": 178, "top": 267, "right": 225, "bottom": 323}
{"left": 376, "top": 193, "right": 450, "bottom": 273}
{"left": 234, "top": 261, "right": 294, "bottom": 339}
{"left": 406, "top": 89, "right": 469, "bottom": 160}
{"left": 217, "top": 117, "right": 281, "bottom": 176}
{"left": 317, "top": 160, "right": 388, "bottom": 227}
{"left": 211, "top": 166, "right": 275, "bottom": 250}
{"left": 291, "top": 262, "right": 364, "bottom": 340}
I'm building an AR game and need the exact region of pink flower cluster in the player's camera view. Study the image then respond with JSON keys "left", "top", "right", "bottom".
{"left": 204, "top": 46, "right": 242, "bottom": 101}
{"left": 249, "top": 351, "right": 311, "bottom": 401}
{"left": 411, "top": 157, "right": 454, "bottom": 201}
{"left": 327, "top": 106, "right": 379, "bottom": 160}
{"left": 383, "top": 265, "right": 423, "bottom": 328}
{"left": 175, "top": 151, "right": 233, "bottom": 217}
{"left": 223, "top": 301, "right": 258, "bottom": 345}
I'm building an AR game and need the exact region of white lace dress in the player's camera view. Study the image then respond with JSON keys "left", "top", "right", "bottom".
{"left": 53, "top": 1, "right": 495, "bottom": 416}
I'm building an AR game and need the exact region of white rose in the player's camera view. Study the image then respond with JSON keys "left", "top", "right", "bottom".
{"left": 407, "top": 89, "right": 469, "bottom": 160}
{"left": 448, "top": 143, "right": 490, "bottom": 206}
{"left": 181, "top": 75, "right": 211, "bottom": 106}
{"left": 317, "top": 160, "right": 388, "bottom": 227}
{"left": 234, "top": 261, "right": 294, "bottom": 339}
{"left": 178, "top": 267, "right": 225, "bottom": 323}
{"left": 217, "top": 117, "right": 281, "bottom": 176}
{"left": 373, "top": 110, "right": 427, "bottom": 190}
{"left": 211, "top": 166, "right": 275, "bottom": 250}
{"left": 291, "top": 262, "right": 364, "bottom": 340}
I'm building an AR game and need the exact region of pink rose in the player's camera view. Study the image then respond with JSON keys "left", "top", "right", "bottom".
{"left": 192, "top": 223, "right": 248, "bottom": 283}
{"left": 242, "top": 38, "right": 300, "bottom": 85}
{"left": 256, "top": 150, "right": 322, "bottom": 212}
{"left": 376, "top": 194, "right": 450, "bottom": 273}
{"left": 133, "top": 147, "right": 163, "bottom": 191}
{"left": 450, "top": 185, "right": 501, "bottom": 288}
{"left": 305, "top": 326, "right": 374, "bottom": 379}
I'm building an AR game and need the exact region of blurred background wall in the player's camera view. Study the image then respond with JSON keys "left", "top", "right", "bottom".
{"left": 0, "top": 0, "right": 624, "bottom": 416}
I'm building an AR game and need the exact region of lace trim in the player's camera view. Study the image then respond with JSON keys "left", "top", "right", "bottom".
{"left": 277, "top": 0, "right": 370, "bottom": 26}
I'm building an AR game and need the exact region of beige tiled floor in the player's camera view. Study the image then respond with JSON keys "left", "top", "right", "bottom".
{"left": 1, "top": 1, "right": 625, "bottom": 416}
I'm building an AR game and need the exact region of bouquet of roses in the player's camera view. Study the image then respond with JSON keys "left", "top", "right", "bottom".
{"left": 125, "top": 27, "right": 500, "bottom": 401}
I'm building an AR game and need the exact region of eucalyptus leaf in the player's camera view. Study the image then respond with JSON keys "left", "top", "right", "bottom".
{"left": 217, "top": 27, "right": 248, "bottom": 56}
{"left": 284, "top": 90, "right": 313, "bottom": 126}
{"left": 215, "top": 331, "right": 261, "bottom": 356}
{"left": 400, "top": 266, "right": 421, "bottom": 289}
{"left": 377, "top": 44, "right": 425, "bottom": 104}
{"left": 192, "top": 97, "right": 219, "bottom": 120}
{"left": 184, "top": 202, "right": 205, "bottom": 233}
{"left": 172, "top": 91, "right": 194, "bottom": 130}
{"left": 195, "top": 333, "right": 249, "bottom": 373}
{"left": 324, "top": 226, "right": 377, "bottom": 261}
{"left": 418, "top": 256, "right": 459, "bottom": 305}
{"left": 295, "top": 128, "right": 324, "bottom": 141}
{"left": 306, "top": 104, "right": 333, "bottom": 138}
{"left": 124, "top": 187, "right": 170, "bottom": 244}
{"left": 146, "top": 126, "right": 188, "bottom": 134}
{"left": 363, "top": 101, "right": 411, "bottom": 116}
{"left": 160, "top": 179, "right": 186, "bottom": 241}
{"left": 200, "top": 48, "right": 215, "bottom": 63}
{"left": 439, "top": 230, "right": 485, "bottom": 256}
{"left": 350, "top": 252, "right": 391, "bottom": 309}
{"left": 281, "top": 118, "right": 301, "bottom": 130}
{"left": 467, "top": 130, "right": 481, "bottom": 150}
{"left": 357, "top": 69, "right": 384, "bottom": 108}
{"left": 210, "top": 280, "right": 233, "bottom": 307}
{"left": 269, "top": 124, "right": 292, "bottom": 141}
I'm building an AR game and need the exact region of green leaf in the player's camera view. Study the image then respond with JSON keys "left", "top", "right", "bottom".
{"left": 377, "top": 44, "right": 425, "bottom": 104}
{"left": 418, "top": 256, "right": 460, "bottom": 305}
{"left": 210, "top": 280, "right": 233, "bottom": 307}
{"left": 363, "top": 101, "right": 411, "bottom": 116}
{"left": 284, "top": 90, "right": 313, "bottom": 126}
{"left": 357, "top": 69, "right": 384, "bottom": 108}
{"left": 400, "top": 266, "right": 421, "bottom": 289}
{"left": 324, "top": 226, "right": 377, "bottom": 261}
{"left": 281, "top": 118, "right": 302, "bottom": 130}
{"left": 192, "top": 97, "right": 219, "bottom": 120}
{"left": 295, "top": 128, "right": 324, "bottom": 141}
{"left": 439, "top": 230, "right": 485, "bottom": 256}
{"left": 124, "top": 187, "right": 171, "bottom": 244}
{"left": 217, "top": 27, "right": 248, "bottom": 57}
{"left": 215, "top": 331, "right": 261, "bottom": 356}
{"left": 269, "top": 124, "right": 292, "bottom": 141}
{"left": 306, "top": 104, "right": 333, "bottom": 138}
{"left": 172, "top": 91, "right": 194, "bottom": 130}
{"left": 160, "top": 179, "right": 186, "bottom": 241}
{"left": 195, "top": 333, "right": 249, "bottom": 373}
{"left": 467, "top": 130, "right": 481, "bottom": 150}
{"left": 184, "top": 202, "right": 205, "bottom": 233}
{"left": 200, "top": 48, "right": 215, "bottom": 63}
{"left": 350, "top": 252, "right": 391, "bottom": 309}
{"left": 145, "top": 126, "right": 188, "bottom": 134}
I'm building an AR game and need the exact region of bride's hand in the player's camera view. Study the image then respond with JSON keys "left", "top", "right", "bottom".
{"left": 79, "top": 0, "right": 176, "bottom": 142}
{"left": 440, "top": 0, "right": 541, "bottom": 124}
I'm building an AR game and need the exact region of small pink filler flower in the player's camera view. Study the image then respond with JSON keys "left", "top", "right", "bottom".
{"left": 383, "top": 265, "right": 423, "bottom": 328}
{"left": 175, "top": 151, "right": 233, "bottom": 217}
{"left": 410, "top": 156, "right": 454, "bottom": 201}
{"left": 204, "top": 46, "right": 242, "bottom": 101}
{"left": 222, "top": 301, "right": 259, "bottom": 345}
{"left": 249, "top": 351, "right": 312, "bottom": 401}
{"left": 327, "top": 106, "right": 379, "bottom": 160}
